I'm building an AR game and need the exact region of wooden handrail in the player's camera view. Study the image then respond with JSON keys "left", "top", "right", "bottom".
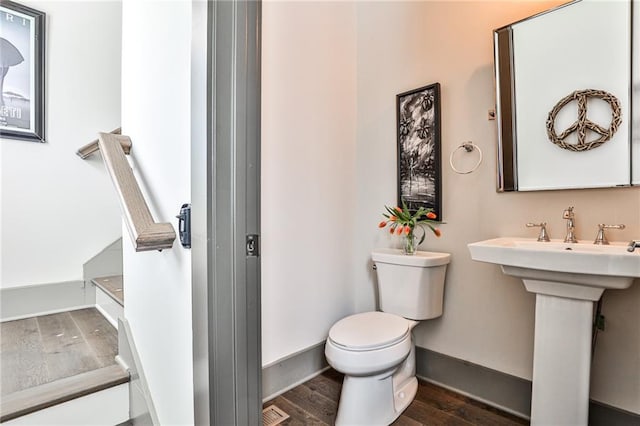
{"left": 80, "top": 132, "right": 176, "bottom": 251}
{"left": 76, "top": 128, "right": 127, "bottom": 159}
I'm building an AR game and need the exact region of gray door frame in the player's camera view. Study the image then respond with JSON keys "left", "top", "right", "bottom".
{"left": 191, "top": 0, "right": 262, "bottom": 424}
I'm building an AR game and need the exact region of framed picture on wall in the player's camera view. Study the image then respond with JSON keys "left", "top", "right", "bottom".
{"left": 0, "top": 0, "right": 45, "bottom": 142}
{"left": 396, "top": 82, "right": 442, "bottom": 220}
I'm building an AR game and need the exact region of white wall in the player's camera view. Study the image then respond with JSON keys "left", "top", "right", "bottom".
{"left": 121, "top": 1, "right": 193, "bottom": 424}
{"left": 263, "top": 0, "right": 640, "bottom": 415}
{"left": 0, "top": 1, "right": 122, "bottom": 288}
{"left": 261, "top": 0, "right": 358, "bottom": 365}
{"left": 353, "top": 0, "right": 640, "bottom": 414}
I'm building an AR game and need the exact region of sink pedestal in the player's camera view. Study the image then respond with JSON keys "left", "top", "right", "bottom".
{"left": 526, "top": 279, "right": 604, "bottom": 426}
{"left": 468, "top": 237, "right": 639, "bottom": 425}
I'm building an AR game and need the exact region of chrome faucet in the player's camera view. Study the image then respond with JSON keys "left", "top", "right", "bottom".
{"left": 563, "top": 207, "right": 577, "bottom": 243}
{"left": 526, "top": 222, "right": 550, "bottom": 242}
{"left": 628, "top": 240, "right": 640, "bottom": 252}
{"left": 593, "top": 224, "right": 625, "bottom": 245}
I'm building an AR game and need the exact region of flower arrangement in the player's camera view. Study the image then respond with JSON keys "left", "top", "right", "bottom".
{"left": 378, "top": 202, "right": 441, "bottom": 254}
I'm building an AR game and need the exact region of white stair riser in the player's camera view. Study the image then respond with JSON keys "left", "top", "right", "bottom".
{"left": 95, "top": 288, "right": 124, "bottom": 329}
{"left": 2, "top": 384, "right": 129, "bottom": 426}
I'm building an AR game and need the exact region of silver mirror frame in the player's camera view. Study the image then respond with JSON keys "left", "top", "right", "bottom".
{"left": 494, "top": 26, "right": 516, "bottom": 192}
{"left": 493, "top": 0, "right": 635, "bottom": 192}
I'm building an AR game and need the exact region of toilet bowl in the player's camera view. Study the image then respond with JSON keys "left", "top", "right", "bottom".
{"left": 325, "top": 312, "right": 413, "bottom": 376}
{"left": 325, "top": 249, "right": 450, "bottom": 425}
{"left": 326, "top": 311, "right": 419, "bottom": 425}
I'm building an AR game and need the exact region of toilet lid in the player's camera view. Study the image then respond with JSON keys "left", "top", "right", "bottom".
{"left": 328, "top": 312, "right": 409, "bottom": 351}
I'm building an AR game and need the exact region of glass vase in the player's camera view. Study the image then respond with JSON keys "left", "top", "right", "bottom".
{"left": 403, "top": 231, "right": 417, "bottom": 255}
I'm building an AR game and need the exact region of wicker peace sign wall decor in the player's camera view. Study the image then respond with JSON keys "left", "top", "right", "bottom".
{"left": 546, "top": 89, "right": 622, "bottom": 152}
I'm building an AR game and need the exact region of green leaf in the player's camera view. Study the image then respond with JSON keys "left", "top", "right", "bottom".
{"left": 418, "top": 229, "right": 426, "bottom": 245}
{"left": 385, "top": 205, "right": 398, "bottom": 217}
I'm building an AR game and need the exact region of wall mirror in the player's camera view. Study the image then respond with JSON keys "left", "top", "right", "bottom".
{"left": 494, "top": 0, "right": 637, "bottom": 192}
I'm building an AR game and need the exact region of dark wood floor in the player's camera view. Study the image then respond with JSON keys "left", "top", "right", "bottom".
{"left": 264, "top": 369, "right": 528, "bottom": 425}
{"left": 0, "top": 308, "right": 118, "bottom": 396}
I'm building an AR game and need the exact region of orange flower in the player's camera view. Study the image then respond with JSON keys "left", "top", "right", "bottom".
{"left": 380, "top": 203, "right": 440, "bottom": 243}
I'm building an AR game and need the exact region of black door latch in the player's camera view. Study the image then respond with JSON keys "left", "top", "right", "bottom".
{"left": 176, "top": 204, "right": 191, "bottom": 249}
{"left": 246, "top": 234, "right": 260, "bottom": 257}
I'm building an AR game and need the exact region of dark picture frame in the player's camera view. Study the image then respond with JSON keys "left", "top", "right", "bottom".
{"left": 0, "top": 0, "right": 45, "bottom": 142}
{"left": 396, "top": 82, "right": 442, "bottom": 220}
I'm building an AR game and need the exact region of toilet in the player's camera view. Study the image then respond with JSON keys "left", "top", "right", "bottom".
{"left": 325, "top": 248, "right": 450, "bottom": 425}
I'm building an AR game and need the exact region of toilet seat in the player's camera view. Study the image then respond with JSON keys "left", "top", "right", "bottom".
{"left": 328, "top": 312, "right": 410, "bottom": 351}
{"left": 325, "top": 312, "right": 412, "bottom": 377}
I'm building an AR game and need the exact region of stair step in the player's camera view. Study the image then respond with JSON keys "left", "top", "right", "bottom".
{"left": 92, "top": 275, "right": 124, "bottom": 307}
{"left": 0, "top": 364, "right": 129, "bottom": 422}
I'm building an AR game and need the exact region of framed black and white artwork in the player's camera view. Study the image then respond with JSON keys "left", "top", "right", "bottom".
{"left": 396, "top": 82, "right": 442, "bottom": 220}
{"left": 0, "top": 0, "right": 45, "bottom": 142}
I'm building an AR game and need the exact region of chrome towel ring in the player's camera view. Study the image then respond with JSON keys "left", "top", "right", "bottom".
{"left": 449, "top": 141, "right": 482, "bottom": 174}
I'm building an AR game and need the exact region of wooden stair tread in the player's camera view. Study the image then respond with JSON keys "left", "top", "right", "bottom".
{"left": 1, "top": 309, "right": 119, "bottom": 396}
{"left": 0, "top": 364, "right": 129, "bottom": 422}
{"left": 92, "top": 275, "right": 124, "bottom": 306}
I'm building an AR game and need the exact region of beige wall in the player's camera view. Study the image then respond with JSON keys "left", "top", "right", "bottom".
{"left": 261, "top": 0, "right": 358, "bottom": 365}
{"left": 263, "top": 0, "right": 640, "bottom": 414}
{"left": 353, "top": 0, "right": 640, "bottom": 413}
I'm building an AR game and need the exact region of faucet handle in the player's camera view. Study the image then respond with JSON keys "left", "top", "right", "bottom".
{"left": 593, "top": 224, "right": 625, "bottom": 245}
{"left": 526, "top": 222, "right": 550, "bottom": 242}
{"left": 562, "top": 206, "right": 575, "bottom": 219}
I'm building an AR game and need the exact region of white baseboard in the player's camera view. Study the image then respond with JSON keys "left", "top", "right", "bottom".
{"left": 0, "top": 281, "right": 95, "bottom": 322}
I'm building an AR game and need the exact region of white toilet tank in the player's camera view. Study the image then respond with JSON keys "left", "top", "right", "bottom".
{"left": 372, "top": 248, "right": 450, "bottom": 320}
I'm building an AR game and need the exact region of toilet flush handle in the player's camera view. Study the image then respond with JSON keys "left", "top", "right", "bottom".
{"left": 372, "top": 263, "right": 377, "bottom": 270}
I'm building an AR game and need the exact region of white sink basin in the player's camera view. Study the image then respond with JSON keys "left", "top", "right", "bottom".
{"left": 468, "top": 237, "right": 639, "bottom": 425}
{"left": 468, "top": 237, "right": 640, "bottom": 291}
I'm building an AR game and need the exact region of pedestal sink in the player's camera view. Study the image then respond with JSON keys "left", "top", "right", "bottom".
{"left": 467, "top": 238, "right": 639, "bottom": 426}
